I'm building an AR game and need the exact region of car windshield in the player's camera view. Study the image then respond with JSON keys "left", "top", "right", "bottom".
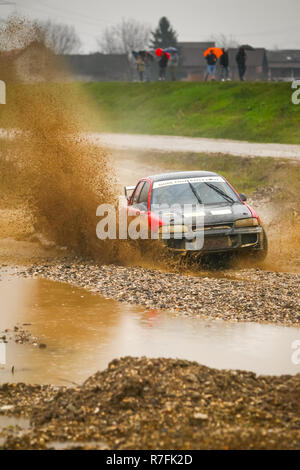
{"left": 151, "top": 178, "right": 240, "bottom": 207}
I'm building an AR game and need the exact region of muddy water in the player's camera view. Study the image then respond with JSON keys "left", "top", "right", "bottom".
{"left": 0, "top": 275, "right": 300, "bottom": 385}
{"left": 0, "top": 416, "right": 30, "bottom": 447}
{"left": 0, "top": 416, "right": 29, "bottom": 430}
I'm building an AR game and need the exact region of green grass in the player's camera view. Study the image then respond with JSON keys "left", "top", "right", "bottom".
{"left": 1, "top": 82, "right": 299, "bottom": 144}
{"left": 83, "top": 82, "right": 300, "bottom": 144}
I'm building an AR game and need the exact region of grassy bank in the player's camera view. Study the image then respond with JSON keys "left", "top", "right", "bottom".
{"left": 83, "top": 82, "right": 300, "bottom": 144}
{"left": 1, "top": 82, "right": 299, "bottom": 144}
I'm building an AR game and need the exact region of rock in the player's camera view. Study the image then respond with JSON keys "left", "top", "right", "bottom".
{"left": 192, "top": 412, "right": 208, "bottom": 421}
{"left": 0, "top": 405, "right": 14, "bottom": 411}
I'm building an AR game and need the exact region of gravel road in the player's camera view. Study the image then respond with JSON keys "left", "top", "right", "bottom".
{"left": 20, "top": 263, "right": 300, "bottom": 326}
{"left": 91, "top": 132, "right": 300, "bottom": 160}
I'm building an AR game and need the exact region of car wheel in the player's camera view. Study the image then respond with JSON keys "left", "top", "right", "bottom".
{"left": 246, "top": 227, "right": 268, "bottom": 262}
{"left": 200, "top": 252, "right": 234, "bottom": 269}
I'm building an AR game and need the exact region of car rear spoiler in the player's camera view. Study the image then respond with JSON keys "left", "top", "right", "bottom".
{"left": 124, "top": 185, "right": 135, "bottom": 201}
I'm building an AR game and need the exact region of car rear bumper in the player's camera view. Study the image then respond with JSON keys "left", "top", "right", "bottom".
{"left": 161, "top": 226, "right": 264, "bottom": 253}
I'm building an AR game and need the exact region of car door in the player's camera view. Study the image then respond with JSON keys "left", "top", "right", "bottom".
{"left": 127, "top": 181, "right": 150, "bottom": 236}
{"left": 128, "top": 181, "right": 145, "bottom": 214}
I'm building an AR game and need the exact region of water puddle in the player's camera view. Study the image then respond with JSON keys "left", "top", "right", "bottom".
{"left": 0, "top": 415, "right": 30, "bottom": 447}
{"left": 46, "top": 441, "right": 107, "bottom": 450}
{"left": 0, "top": 415, "right": 30, "bottom": 430}
{"left": 0, "top": 274, "right": 300, "bottom": 385}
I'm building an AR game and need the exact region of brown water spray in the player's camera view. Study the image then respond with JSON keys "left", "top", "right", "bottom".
{"left": 0, "top": 18, "right": 141, "bottom": 263}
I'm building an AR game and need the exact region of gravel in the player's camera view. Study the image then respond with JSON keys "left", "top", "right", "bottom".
{"left": 0, "top": 326, "right": 42, "bottom": 347}
{"left": 0, "top": 356, "right": 300, "bottom": 450}
{"left": 20, "top": 262, "right": 300, "bottom": 326}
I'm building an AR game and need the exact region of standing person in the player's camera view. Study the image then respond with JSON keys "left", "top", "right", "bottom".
{"left": 158, "top": 51, "right": 168, "bottom": 80}
{"left": 168, "top": 50, "right": 179, "bottom": 81}
{"left": 236, "top": 47, "right": 247, "bottom": 81}
{"left": 204, "top": 50, "right": 217, "bottom": 81}
{"left": 220, "top": 48, "right": 230, "bottom": 81}
{"left": 144, "top": 52, "right": 154, "bottom": 82}
{"left": 136, "top": 54, "right": 145, "bottom": 82}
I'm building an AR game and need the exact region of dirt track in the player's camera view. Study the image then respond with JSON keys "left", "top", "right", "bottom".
{"left": 91, "top": 132, "right": 300, "bottom": 160}
{"left": 3, "top": 129, "right": 300, "bottom": 160}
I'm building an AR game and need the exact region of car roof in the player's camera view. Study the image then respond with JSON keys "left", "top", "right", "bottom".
{"left": 146, "top": 171, "right": 219, "bottom": 182}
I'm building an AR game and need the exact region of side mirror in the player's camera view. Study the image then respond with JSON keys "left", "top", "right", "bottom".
{"left": 124, "top": 185, "right": 135, "bottom": 202}
{"left": 239, "top": 193, "right": 247, "bottom": 202}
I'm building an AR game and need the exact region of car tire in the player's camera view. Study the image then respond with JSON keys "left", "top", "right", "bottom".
{"left": 248, "top": 227, "right": 268, "bottom": 262}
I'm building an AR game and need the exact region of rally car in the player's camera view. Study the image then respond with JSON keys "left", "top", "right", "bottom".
{"left": 124, "top": 171, "right": 268, "bottom": 260}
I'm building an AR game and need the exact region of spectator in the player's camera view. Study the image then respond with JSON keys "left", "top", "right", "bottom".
{"left": 144, "top": 52, "right": 154, "bottom": 82}
{"left": 136, "top": 55, "right": 145, "bottom": 82}
{"left": 236, "top": 47, "right": 247, "bottom": 81}
{"left": 158, "top": 52, "right": 168, "bottom": 80}
{"left": 168, "top": 51, "right": 179, "bottom": 81}
{"left": 220, "top": 48, "right": 230, "bottom": 81}
{"left": 204, "top": 50, "right": 217, "bottom": 81}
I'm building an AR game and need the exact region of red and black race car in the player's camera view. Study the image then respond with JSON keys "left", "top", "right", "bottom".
{"left": 124, "top": 171, "right": 268, "bottom": 260}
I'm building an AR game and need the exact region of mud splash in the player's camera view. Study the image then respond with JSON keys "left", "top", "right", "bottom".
{"left": 0, "top": 19, "right": 141, "bottom": 264}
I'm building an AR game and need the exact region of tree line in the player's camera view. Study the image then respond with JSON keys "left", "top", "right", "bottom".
{"left": 2, "top": 16, "right": 238, "bottom": 56}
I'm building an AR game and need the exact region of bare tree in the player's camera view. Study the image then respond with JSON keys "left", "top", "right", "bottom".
{"left": 97, "top": 18, "right": 151, "bottom": 56}
{"left": 209, "top": 33, "right": 239, "bottom": 49}
{"left": 39, "top": 20, "right": 82, "bottom": 54}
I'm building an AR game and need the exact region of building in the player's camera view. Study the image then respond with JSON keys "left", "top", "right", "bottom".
{"left": 62, "top": 53, "right": 131, "bottom": 81}
{"left": 0, "top": 42, "right": 131, "bottom": 83}
{"left": 14, "top": 42, "right": 60, "bottom": 82}
{"left": 267, "top": 50, "right": 300, "bottom": 81}
{"left": 228, "top": 48, "right": 268, "bottom": 81}
{"left": 0, "top": 42, "right": 59, "bottom": 83}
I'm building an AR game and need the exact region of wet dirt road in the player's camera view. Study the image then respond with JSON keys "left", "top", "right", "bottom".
{"left": 91, "top": 132, "right": 300, "bottom": 160}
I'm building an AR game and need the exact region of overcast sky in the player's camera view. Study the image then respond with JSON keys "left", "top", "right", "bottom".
{"left": 1, "top": 0, "right": 299, "bottom": 52}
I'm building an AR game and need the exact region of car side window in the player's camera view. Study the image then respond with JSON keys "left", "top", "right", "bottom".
{"left": 132, "top": 182, "right": 144, "bottom": 205}
{"left": 138, "top": 182, "right": 150, "bottom": 207}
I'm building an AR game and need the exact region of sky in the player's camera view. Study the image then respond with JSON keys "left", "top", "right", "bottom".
{"left": 0, "top": 0, "right": 299, "bottom": 53}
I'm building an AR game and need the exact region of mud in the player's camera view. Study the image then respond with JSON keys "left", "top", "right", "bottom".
{"left": 1, "top": 357, "right": 300, "bottom": 450}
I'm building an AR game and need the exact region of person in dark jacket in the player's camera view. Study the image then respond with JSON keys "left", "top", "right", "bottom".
{"left": 236, "top": 47, "right": 247, "bottom": 81}
{"left": 220, "top": 48, "right": 229, "bottom": 81}
{"left": 144, "top": 52, "right": 154, "bottom": 82}
{"left": 136, "top": 55, "right": 145, "bottom": 82}
{"left": 168, "top": 51, "right": 179, "bottom": 81}
{"left": 158, "top": 52, "right": 169, "bottom": 80}
{"left": 204, "top": 50, "right": 217, "bottom": 81}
